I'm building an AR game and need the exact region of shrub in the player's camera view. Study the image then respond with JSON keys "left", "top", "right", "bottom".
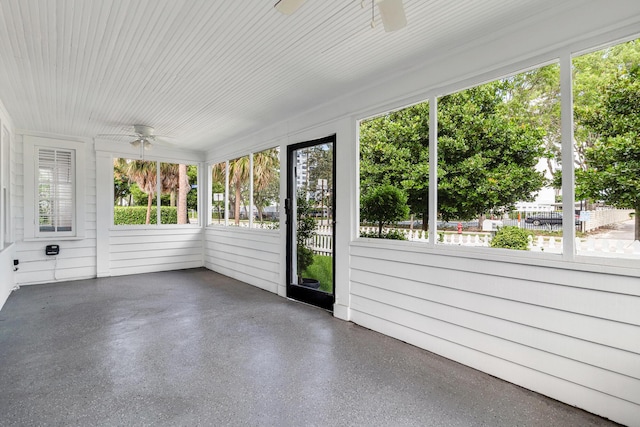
{"left": 114, "top": 206, "right": 178, "bottom": 225}
{"left": 490, "top": 226, "right": 531, "bottom": 250}
{"left": 360, "top": 229, "right": 408, "bottom": 240}
{"left": 360, "top": 185, "right": 410, "bottom": 237}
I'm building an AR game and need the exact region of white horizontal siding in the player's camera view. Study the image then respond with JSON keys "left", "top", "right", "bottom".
{"left": 349, "top": 242, "right": 640, "bottom": 426}
{"left": 109, "top": 227, "right": 203, "bottom": 276}
{"left": 204, "top": 227, "right": 281, "bottom": 293}
{"left": 15, "top": 137, "right": 97, "bottom": 285}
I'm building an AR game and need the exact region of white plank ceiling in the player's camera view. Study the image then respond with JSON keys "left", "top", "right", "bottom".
{"left": 0, "top": 0, "right": 636, "bottom": 151}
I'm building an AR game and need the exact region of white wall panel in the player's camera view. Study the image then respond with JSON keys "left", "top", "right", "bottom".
{"left": 350, "top": 242, "right": 640, "bottom": 426}
{"left": 0, "top": 98, "right": 15, "bottom": 309}
{"left": 204, "top": 227, "right": 281, "bottom": 294}
{"left": 14, "top": 135, "right": 97, "bottom": 285}
{"left": 108, "top": 228, "right": 203, "bottom": 277}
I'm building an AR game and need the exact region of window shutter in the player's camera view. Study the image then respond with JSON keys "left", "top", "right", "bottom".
{"left": 38, "top": 148, "right": 74, "bottom": 234}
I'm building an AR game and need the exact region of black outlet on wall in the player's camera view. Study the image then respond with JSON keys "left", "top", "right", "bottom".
{"left": 45, "top": 245, "right": 60, "bottom": 256}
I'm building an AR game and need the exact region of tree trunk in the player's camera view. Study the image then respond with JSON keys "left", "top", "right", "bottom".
{"left": 177, "top": 164, "right": 189, "bottom": 224}
{"left": 146, "top": 193, "right": 153, "bottom": 224}
{"left": 635, "top": 207, "right": 640, "bottom": 241}
{"left": 378, "top": 222, "right": 383, "bottom": 238}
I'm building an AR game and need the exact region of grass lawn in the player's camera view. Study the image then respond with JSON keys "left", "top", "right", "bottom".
{"left": 301, "top": 254, "right": 333, "bottom": 293}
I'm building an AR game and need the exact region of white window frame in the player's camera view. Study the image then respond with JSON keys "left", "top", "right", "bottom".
{"left": 111, "top": 156, "right": 201, "bottom": 228}
{"left": 0, "top": 123, "right": 10, "bottom": 249}
{"left": 23, "top": 136, "right": 86, "bottom": 240}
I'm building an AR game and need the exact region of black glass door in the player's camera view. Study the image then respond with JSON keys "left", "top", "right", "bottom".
{"left": 286, "top": 135, "right": 335, "bottom": 311}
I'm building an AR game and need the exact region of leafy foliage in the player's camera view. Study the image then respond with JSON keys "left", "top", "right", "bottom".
{"left": 114, "top": 206, "right": 178, "bottom": 225}
{"left": 359, "top": 229, "right": 408, "bottom": 240}
{"left": 360, "top": 80, "right": 547, "bottom": 227}
{"left": 575, "top": 63, "right": 640, "bottom": 239}
{"left": 360, "top": 185, "right": 409, "bottom": 237}
{"left": 296, "top": 191, "right": 317, "bottom": 279}
{"left": 490, "top": 226, "right": 531, "bottom": 250}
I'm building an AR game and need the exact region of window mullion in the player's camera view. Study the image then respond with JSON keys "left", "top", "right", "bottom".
{"left": 428, "top": 95, "right": 437, "bottom": 247}
{"left": 224, "top": 160, "right": 229, "bottom": 226}
{"left": 156, "top": 161, "right": 161, "bottom": 225}
{"left": 560, "top": 53, "right": 576, "bottom": 260}
{"left": 249, "top": 153, "right": 254, "bottom": 228}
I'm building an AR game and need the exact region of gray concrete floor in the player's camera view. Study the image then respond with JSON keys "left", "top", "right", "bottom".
{"left": 0, "top": 268, "right": 618, "bottom": 426}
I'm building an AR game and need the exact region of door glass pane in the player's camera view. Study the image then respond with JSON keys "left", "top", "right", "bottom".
{"left": 292, "top": 143, "right": 333, "bottom": 294}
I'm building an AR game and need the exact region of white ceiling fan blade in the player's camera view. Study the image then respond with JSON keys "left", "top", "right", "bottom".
{"left": 96, "top": 133, "right": 138, "bottom": 139}
{"left": 274, "top": 0, "right": 306, "bottom": 15}
{"left": 376, "top": 0, "right": 407, "bottom": 32}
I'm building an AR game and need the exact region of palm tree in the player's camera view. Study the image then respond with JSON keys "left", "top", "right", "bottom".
{"left": 159, "top": 162, "right": 189, "bottom": 224}
{"left": 177, "top": 164, "right": 189, "bottom": 224}
{"left": 123, "top": 160, "right": 157, "bottom": 224}
{"left": 212, "top": 151, "right": 279, "bottom": 225}
{"left": 253, "top": 148, "right": 280, "bottom": 221}
{"left": 229, "top": 156, "right": 250, "bottom": 225}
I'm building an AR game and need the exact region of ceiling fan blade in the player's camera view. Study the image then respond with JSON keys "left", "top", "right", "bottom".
{"left": 96, "top": 133, "right": 138, "bottom": 138}
{"left": 376, "top": 0, "right": 407, "bottom": 32}
{"left": 150, "top": 137, "right": 175, "bottom": 147}
{"left": 274, "top": 0, "right": 305, "bottom": 15}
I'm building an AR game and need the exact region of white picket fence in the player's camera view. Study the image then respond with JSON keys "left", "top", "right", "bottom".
{"left": 305, "top": 225, "right": 640, "bottom": 257}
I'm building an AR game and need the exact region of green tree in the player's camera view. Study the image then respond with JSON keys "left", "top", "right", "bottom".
{"left": 122, "top": 160, "right": 157, "bottom": 224}
{"left": 574, "top": 40, "right": 640, "bottom": 171}
{"left": 253, "top": 148, "right": 280, "bottom": 221}
{"left": 576, "top": 64, "right": 640, "bottom": 240}
{"left": 307, "top": 144, "right": 334, "bottom": 218}
{"left": 296, "top": 191, "right": 317, "bottom": 283}
{"left": 360, "top": 81, "right": 547, "bottom": 228}
{"left": 438, "top": 82, "right": 547, "bottom": 222}
{"left": 360, "top": 103, "right": 429, "bottom": 227}
{"left": 113, "top": 158, "right": 133, "bottom": 205}
{"left": 360, "top": 185, "right": 409, "bottom": 237}
{"left": 229, "top": 156, "right": 250, "bottom": 225}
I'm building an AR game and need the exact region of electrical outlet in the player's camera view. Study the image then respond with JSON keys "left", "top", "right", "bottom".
{"left": 45, "top": 245, "right": 60, "bottom": 256}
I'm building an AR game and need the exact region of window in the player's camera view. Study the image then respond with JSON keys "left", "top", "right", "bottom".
{"left": 228, "top": 155, "right": 250, "bottom": 227}
{"left": 23, "top": 136, "right": 85, "bottom": 240}
{"left": 359, "top": 63, "right": 563, "bottom": 252}
{"left": 360, "top": 102, "right": 430, "bottom": 240}
{"left": 113, "top": 158, "right": 199, "bottom": 226}
{"left": 210, "top": 161, "right": 227, "bottom": 225}
{"left": 572, "top": 38, "right": 640, "bottom": 259}
{"left": 436, "top": 63, "right": 558, "bottom": 251}
{"left": 37, "top": 148, "right": 74, "bottom": 235}
{"left": 252, "top": 147, "right": 280, "bottom": 228}
{"left": 208, "top": 146, "right": 281, "bottom": 229}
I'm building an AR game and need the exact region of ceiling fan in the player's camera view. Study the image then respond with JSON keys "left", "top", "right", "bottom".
{"left": 275, "top": 0, "right": 407, "bottom": 32}
{"left": 97, "top": 124, "right": 173, "bottom": 152}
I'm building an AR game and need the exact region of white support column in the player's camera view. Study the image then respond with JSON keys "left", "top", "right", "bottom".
{"left": 95, "top": 151, "right": 112, "bottom": 277}
{"left": 428, "top": 96, "right": 438, "bottom": 247}
{"left": 224, "top": 160, "right": 229, "bottom": 227}
{"left": 560, "top": 53, "right": 576, "bottom": 260}
{"left": 249, "top": 153, "right": 254, "bottom": 228}
{"left": 333, "top": 118, "right": 356, "bottom": 321}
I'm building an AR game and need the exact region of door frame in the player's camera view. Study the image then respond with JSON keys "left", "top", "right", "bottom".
{"left": 285, "top": 134, "right": 336, "bottom": 311}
